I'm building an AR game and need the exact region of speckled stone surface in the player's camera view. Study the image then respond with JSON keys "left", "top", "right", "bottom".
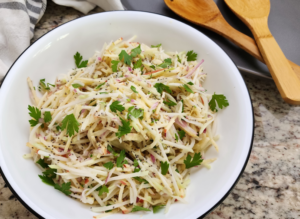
{"left": 1, "top": 1, "right": 300, "bottom": 219}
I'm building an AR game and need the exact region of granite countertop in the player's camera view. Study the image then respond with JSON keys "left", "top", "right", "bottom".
{"left": 1, "top": 1, "right": 300, "bottom": 219}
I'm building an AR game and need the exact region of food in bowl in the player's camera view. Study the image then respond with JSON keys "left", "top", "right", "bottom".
{"left": 25, "top": 36, "right": 229, "bottom": 217}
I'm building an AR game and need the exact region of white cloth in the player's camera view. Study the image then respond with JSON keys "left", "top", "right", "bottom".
{"left": 0, "top": 0, "right": 123, "bottom": 81}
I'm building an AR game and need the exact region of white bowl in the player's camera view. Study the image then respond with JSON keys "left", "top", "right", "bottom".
{"left": 0, "top": 11, "right": 253, "bottom": 219}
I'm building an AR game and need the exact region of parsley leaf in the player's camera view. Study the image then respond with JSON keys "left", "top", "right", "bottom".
{"left": 119, "top": 50, "right": 132, "bottom": 65}
{"left": 110, "top": 101, "right": 125, "bottom": 113}
{"left": 133, "top": 168, "right": 148, "bottom": 183}
{"left": 54, "top": 182, "right": 72, "bottom": 195}
{"left": 133, "top": 58, "right": 142, "bottom": 69}
{"left": 209, "top": 93, "right": 229, "bottom": 112}
{"left": 61, "top": 114, "right": 80, "bottom": 137}
{"left": 187, "top": 81, "right": 194, "bottom": 85}
{"left": 39, "top": 79, "right": 55, "bottom": 91}
{"left": 158, "top": 58, "right": 172, "bottom": 68}
{"left": 36, "top": 159, "right": 48, "bottom": 168}
{"left": 130, "top": 86, "right": 138, "bottom": 93}
{"left": 111, "top": 60, "right": 119, "bottom": 72}
{"left": 160, "top": 161, "right": 169, "bottom": 175}
{"left": 44, "top": 111, "right": 52, "bottom": 123}
{"left": 133, "top": 159, "right": 139, "bottom": 167}
{"left": 175, "top": 134, "right": 178, "bottom": 142}
{"left": 177, "top": 55, "right": 182, "bottom": 63}
{"left": 72, "top": 84, "right": 83, "bottom": 88}
{"left": 116, "top": 117, "right": 132, "bottom": 138}
{"left": 178, "top": 130, "right": 186, "bottom": 139}
{"left": 150, "top": 65, "right": 155, "bottom": 70}
{"left": 74, "top": 52, "right": 88, "bottom": 68}
{"left": 103, "top": 161, "right": 114, "bottom": 170}
{"left": 186, "top": 50, "right": 197, "bottom": 61}
{"left": 151, "top": 44, "right": 161, "bottom": 48}
{"left": 96, "top": 185, "right": 109, "bottom": 196}
{"left": 163, "top": 98, "right": 177, "bottom": 106}
{"left": 43, "top": 168, "right": 56, "bottom": 179}
{"left": 184, "top": 152, "right": 203, "bottom": 169}
{"left": 131, "top": 206, "right": 151, "bottom": 212}
{"left": 28, "top": 105, "right": 41, "bottom": 127}
{"left": 107, "top": 145, "right": 119, "bottom": 156}
{"left": 127, "top": 106, "right": 144, "bottom": 119}
{"left": 181, "top": 100, "right": 184, "bottom": 112}
{"left": 175, "top": 169, "right": 179, "bottom": 173}
{"left": 95, "top": 82, "right": 105, "bottom": 89}
{"left": 38, "top": 174, "right": 55, "bottom": 186}
{"left": 154, "top": 83, "right": 172, "bottom": 95}
{"left": 56, "top": 125, "right": 61, "bottom": 131}
{"left": 183, "top": 84, "right": 194, "bottom": 93}
{"left": 131, "top": 45, "right": 142, "bottom": 58}
{"left": 153, "top": 205, "right": 165, "bottom": 213}
{"left": 116, "top": 150, "right": 127, "bottom": 167}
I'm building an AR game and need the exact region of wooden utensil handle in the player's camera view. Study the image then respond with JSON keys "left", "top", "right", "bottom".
{"left": 208, "top": 18, "right": 300, "bottom": 80}
{"left": 254, "top": 26, "right": 300, "bottom": 104}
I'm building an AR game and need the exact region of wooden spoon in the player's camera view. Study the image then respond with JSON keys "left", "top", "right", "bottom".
{"left": 164, "top": 0, "right": 300, "bottom": 83}
{"left": 223, "top": 0, "right": 300, "bottom": 104}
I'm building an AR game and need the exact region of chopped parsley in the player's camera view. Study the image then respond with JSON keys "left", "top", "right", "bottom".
{"left": 154, "top": 83, "right": 172, "bottom": 95}
{"left": 99, "top": 92, "right": 108, "bottom": 94}
{"left": 95, "top": 82, "right": 105, "bottom": 89}
{"left": 39, "top": 79, "right": 55, "bottom": 91}
{"left": 209, "top": 93, "right": 229, "bottom": 112}
{"left": 163, "top": 98, "right": 177, "bottom": 106}
{"left": 153, "top": 205, "right": 165, "bottom": 213}
{"left": 130, "top": 86, "right": 138, "bottom": 93}
{"left": 183, "top": 84, "right": 194, "bottom": 93}
{"left": 107, "top": 145, "right": 119, "bottom": 157}
{"left": 181, "top": 99, "right": 184, "bottom": 112}
{"left": 119, "top": 50, "right": 132, "bottom": 65}
{"left": 158, "top": 58, "right": 172, "bottom": 68}
{"left": 54, "top": 182, "right": 72, "bottom": 195}
{"left": 160, "top": 161, "right": 169, "bottom": 175}
{"left": 116, "top": 117, "right": 132, "bottom": 138}
{"left": 96, "top": 185, "right": 109, "bottom": 196}
{"left": 151, "top": 43, "right": 161, "bottom": 48}
{"left": 111, "top": 60, "right": 120, "bottom": 72}
{"left": 28, "top": 105, "right": 41, "bottom": 127}
{"left": 133, "top": 168, "right": 149, "bottom": 183}
{"left": 56, "top": 125, "right": 61, "bottom": 131}
{"left": 74, "top": 52, "right": 88, "bottom": 68}
{"left": 44, "top": 111, "right": 52, "bottom": 123}
{"left": 131, "top": 45, "right": 142, "bottom": 58}
{"left": 178, "top": 130, "right": 186, "bottom": 139}
{"left": 133, "top": 58, "right": 142, "bottom": 69}
{"left": 61, "top": 114, "right": 80, "bottom": 137}
{"left": 184, "top": 152, "right": 203, "bottom": 169}
{"left": 36, "top": 159, "right": 48, "bottom": 169}
{"left": 186, "top": 50, "right": 197, "bottom": 61}
{"left": 110, "top": 101, "right": 125, "bottom": 113}
{"left": 150, "top": 65, "right": 155, "bottom": 70}
{"left": 175, "top": 134, "right": 179, "bottom": 142}
{"left": 103, "top": 161, "right": 114, "bottom": 170}
{"left": 39, "top": 174, "right": 55, "bottom": 186}
{"left": 116, "top": 150, "right": 128, "bottom": 167}
{"left": 187, "top": 81, "right": 194, "bottom": 85}
{"left": 72, "top": 84, "right": 82, "bottom": 88}
{"left": 131, "top": 205, "right": 151, "bottom": 212}
{"left": 177, "top": 55, "right": 182, "bottom": 63}
{"left": 133, "top": 159, "right": 139, "bottom": 167}
{"left": 127, "top": 106, "right": 144, "bottom": 119}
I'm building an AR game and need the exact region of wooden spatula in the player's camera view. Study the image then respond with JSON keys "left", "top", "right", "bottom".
{"left": 223, "top": 0, "right": 300, "bottom": 104}
{"left": 164, "top": 0, "right": 300, "bottom": 86}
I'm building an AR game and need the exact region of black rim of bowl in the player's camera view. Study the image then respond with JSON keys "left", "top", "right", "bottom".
{"left": 0, "top": 10, "right": 254, "bottom": 219}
